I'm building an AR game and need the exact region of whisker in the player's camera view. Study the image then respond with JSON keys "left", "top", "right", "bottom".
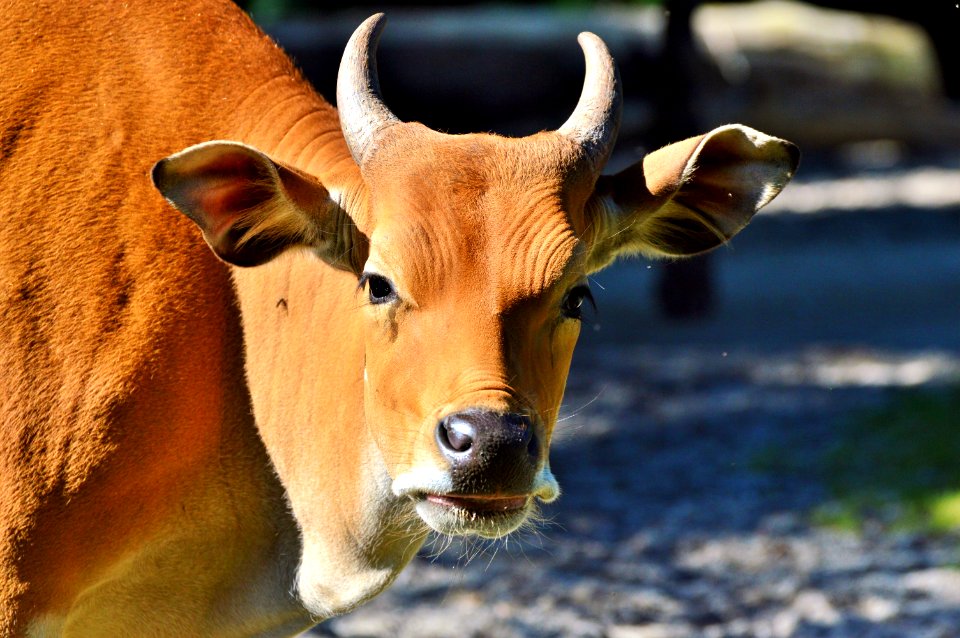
{"left": 555, "top": 386, "right": 606, "bottom": 423}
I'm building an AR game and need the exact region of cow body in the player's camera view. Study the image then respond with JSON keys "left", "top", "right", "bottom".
{"left": 0, "top": 1, "right": 361, "bottom": 634}
{"left": 0, "top": 1, "right": 797, "bottom": 636}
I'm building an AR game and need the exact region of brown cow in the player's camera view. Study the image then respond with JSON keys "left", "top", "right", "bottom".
{"left": 0, "top": 1, "right": 797, "bottom": 635}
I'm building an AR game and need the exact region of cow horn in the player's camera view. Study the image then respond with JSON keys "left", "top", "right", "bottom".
{"left": 337, "top": 13, "right": 400, "bottom": 166}
{"left": 557, "top": 32, "right": 622, "bottom": 170}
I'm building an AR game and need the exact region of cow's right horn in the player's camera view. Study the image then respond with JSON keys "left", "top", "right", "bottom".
{"left": 557, "top": 32, "right": 622, "bottom": 172}
{"left": 337, "top": 13, "right": 400, "bottom": 167}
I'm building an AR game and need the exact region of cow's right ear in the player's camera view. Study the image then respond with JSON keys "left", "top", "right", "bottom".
{"left": 152, "top": 141, "right": 364, "bottom": 272}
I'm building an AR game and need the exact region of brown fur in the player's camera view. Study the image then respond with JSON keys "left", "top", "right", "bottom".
{"left": 0, "top": 1, "right": 358, "bottom": 634}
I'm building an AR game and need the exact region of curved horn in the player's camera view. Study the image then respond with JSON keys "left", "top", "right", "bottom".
{"left": 557, "top": 32, "right": 622, "bottom": 170}
{"left": 337, "top": 13, "right": 401, "bottom": 166}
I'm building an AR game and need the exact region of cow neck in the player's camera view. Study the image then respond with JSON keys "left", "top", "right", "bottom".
{"left": 228, "top": 75, "right": 369, "bottom": 229}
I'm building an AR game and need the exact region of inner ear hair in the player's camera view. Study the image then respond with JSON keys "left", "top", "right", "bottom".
{"left": 584, "top": 124, "right": 799, "bottom": 271}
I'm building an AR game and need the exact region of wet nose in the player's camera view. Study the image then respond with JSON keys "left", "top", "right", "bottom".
{"left": 436, "top": 410, "right": 539, "bottom": 494}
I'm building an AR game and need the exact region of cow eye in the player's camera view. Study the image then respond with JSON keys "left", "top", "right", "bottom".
{"left": 360, "top": 273, "right": 396, "bottom": 304}
{"left": 561, "top": 285, "right": 595, "bottom": 320}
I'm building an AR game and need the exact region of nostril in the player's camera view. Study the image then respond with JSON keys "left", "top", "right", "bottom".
{"left": 504, "top": 413, "right": 530, "bottom": 428}
{"left": 526, "top": 431, "right": 539, "bottom": 459}
{"left": 505, "top": 413, "right": 533, "bottom": 443}
{"left": 438, "top": 417, "right": 474, "bottom": 453}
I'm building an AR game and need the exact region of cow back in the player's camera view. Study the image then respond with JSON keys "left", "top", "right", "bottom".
{"left": 0, "top": 0, "right": 333, "bottom": 631}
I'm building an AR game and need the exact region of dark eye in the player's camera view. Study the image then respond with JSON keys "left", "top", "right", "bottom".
{"left": 561, "top": 285, "right": 595, "bottom": 320}
{"left": 360, "top": 273, "right": 396, "bottom": 304}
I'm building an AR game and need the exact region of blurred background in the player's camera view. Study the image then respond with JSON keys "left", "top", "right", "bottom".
{"left": 241, "top": 1, "right": 960, "bottom": 636}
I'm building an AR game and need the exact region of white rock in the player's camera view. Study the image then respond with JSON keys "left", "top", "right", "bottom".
{"left": 607, "top": 623, "right": 694, "bottom": 638}
{"left": 904, "top": 568, "right": 960, "bottom": 605}
{"left": 858, "top": 595, "right": 899, "bottom": 622}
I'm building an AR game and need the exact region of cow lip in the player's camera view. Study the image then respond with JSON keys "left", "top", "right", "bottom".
{"left": 424, "top": 493, "right": 529, "bottom": 513}
{"left": 412, "top": 492, "right": 533, "bottom": 538}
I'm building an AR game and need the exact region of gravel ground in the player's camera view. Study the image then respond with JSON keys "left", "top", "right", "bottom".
{"left": 305, "top": 159, "right": 960, "bottom": 638}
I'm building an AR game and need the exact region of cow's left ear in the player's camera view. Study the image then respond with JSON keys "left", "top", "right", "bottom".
{"left": 152, "top": 141, "right": 364, "bottom": 271}
{"left": 584, "top": 124, "right": 799, "bottom": 272}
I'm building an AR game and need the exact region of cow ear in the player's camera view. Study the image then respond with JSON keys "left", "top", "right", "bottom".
{"left": 584, "top": 124, "right": 799, "bottom": 272}
{"left": 152, "top": 141, "right": 363, "bottom": 271}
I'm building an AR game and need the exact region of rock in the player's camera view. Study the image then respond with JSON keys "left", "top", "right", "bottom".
{"left": 607, "top": 623, "right": 694, "bottom": 638}
{"left": 903, "top": 569, "right": 960, "bottom": 605}
{"left": 858, "top": 595, "right": 899, "bottom": 622}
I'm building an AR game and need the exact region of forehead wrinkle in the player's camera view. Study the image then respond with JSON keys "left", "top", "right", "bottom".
{"left": 485, "top": 180, "right": 580, "bottom": 311}
{"left": 374, "top": 169, "right": 487, "bottom": 305}
{"left": 368, "top": 132, "right": 579, "bottom": 310}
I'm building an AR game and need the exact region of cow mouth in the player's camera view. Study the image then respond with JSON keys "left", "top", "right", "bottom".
{"left": 413, "top": 492, "right": 532, "bottom": 538}
{"left": 391, "top": 466, "right": 558, "bottom": 537}
{"left": 425, "top": 493, "right": 529, "bottom": 513}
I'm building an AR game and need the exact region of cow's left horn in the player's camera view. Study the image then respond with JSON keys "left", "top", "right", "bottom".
{"left": 337, "top": 13, "right": 400, "bottom": 166}
{"left": 557, "top": 32, "right": 622, "bottom": 171}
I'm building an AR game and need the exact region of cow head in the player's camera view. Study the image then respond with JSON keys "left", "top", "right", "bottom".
{"left": 152, "top": 12, "right": 796, "bottom": 573}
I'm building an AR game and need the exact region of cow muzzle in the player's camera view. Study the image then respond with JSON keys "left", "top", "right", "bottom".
{"left": 391, "top": 409, "right": 559, "bottom": 538}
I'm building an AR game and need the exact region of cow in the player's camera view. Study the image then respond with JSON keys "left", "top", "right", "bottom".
{"left": 0, "top": 1, "right": 798, "bottom": 635}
